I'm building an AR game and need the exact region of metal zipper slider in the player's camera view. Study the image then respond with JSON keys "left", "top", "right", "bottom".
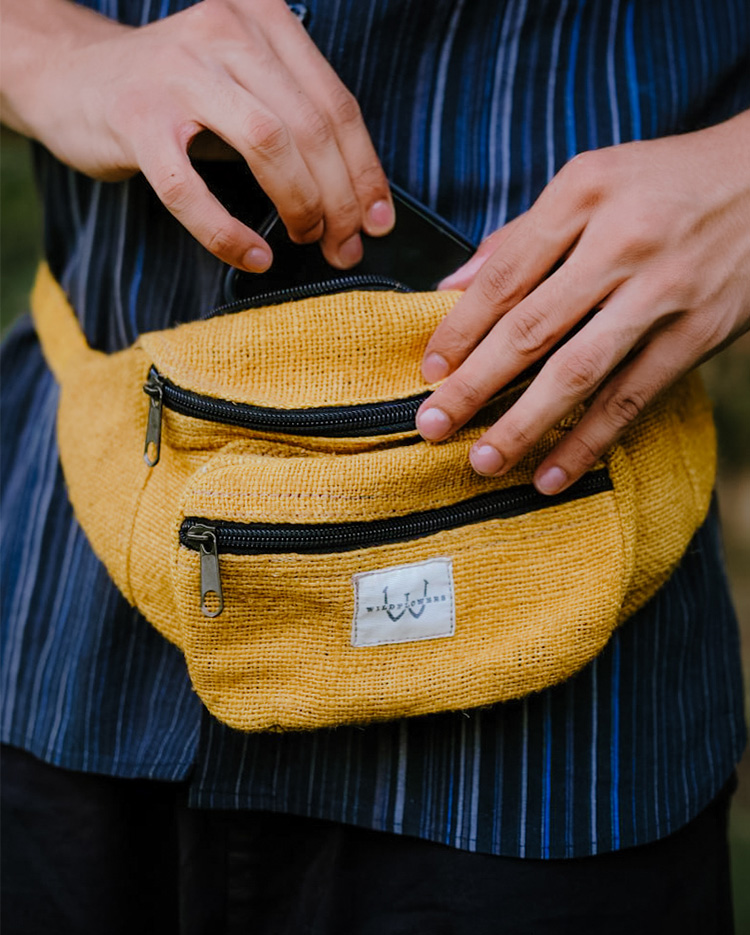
{"left": 185, "top": 524, "right": 224, "bottom": 618}
{"left": 143, "top": 370, "right": 164, "bottom": 467}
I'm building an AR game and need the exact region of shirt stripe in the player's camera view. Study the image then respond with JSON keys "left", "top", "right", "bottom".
{"left": 2, "top": 0, "right": 747, "bottom": 860}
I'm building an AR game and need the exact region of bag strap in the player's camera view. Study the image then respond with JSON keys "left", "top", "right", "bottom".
{"left": 31, "top": 263, "right": 95, "bottom": 383}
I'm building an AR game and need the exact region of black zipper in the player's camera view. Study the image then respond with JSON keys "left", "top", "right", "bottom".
{"left": 181, "top": 471, "right": 610, "bottom": 554}
{"left": 207, "top": 273, "right": 413, "bottom": 320}
{"left": 181, "top": 470, "right": 612, "bottom": 615}
{"left": 142, "top": 367, "right": 428, "bottom": 464}
{"left": 143, "top": 275, "right": 418, "bottom": 465}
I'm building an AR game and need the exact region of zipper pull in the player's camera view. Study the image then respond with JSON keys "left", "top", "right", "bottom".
{"left": 143, "top": 371, "right": 164, "bottom": 467}
{"left": 185, "top": 524, "right": 224, "bottom": 618}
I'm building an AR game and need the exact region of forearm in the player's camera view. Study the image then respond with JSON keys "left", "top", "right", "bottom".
{"left": 0, "top": 0, "right": 126, "bottom": 140}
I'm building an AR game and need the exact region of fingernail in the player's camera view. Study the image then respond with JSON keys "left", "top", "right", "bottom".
{"left": 338, "top": 233, "right": 363, "bottom": 267}
{"left": 438, "top": 251, "right": 486, "bottom": 290}
{"left": 243, "top": 247, "right": 272, "bottom": 272}
{"left": 422, "top": 352, "right": 450, "bottom": 383}
{"left": 470, "top": 444, "right": 505, "bottom": 476}
{"left": 535, "top": 466, "right": 568, "bottom": 495}
{"left": 367, "top": 199, "right": 395, "bottom": 232}
{"left": 416, "top": 407, "right": 452, "bottom": 441}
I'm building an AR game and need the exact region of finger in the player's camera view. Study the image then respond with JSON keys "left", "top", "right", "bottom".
{"left": 416, "top": 248, "right": 624, "bottom": 442}
{"left": 422, "top": 214, "right": 587, "bottom": 384}
{"left": 466, "top": 285, "right": 651, "bottom": 476}
{"left": 313, "top": 81, "right": 394, "bottom": 240}
{"left": 242, "top": 78, "right": 365, "bottom": 266}
{"left": 328, "top": 113, "right": 395, "bottom": 239}
{"left": 532, "top": 323, "right": 701, "bottom": 495}
{"left": 263, "top": 2, "right": 394, "bottom": 238}
{"left": 279, "top": 95, "right": 370, "bottom": 267}
{"left": 139, "top": 136, "right": 273, "bottom": 271}
{"left": 224, "top": 45, "right": 371, "bottom": 267}
{"left": 422, "top": 150, "right": 613, "bottom": 383}
{"left": 438, "top": 216, "right": 526, "bottom": 291}
{"left": 197, "top": 86, "right": 332, "bottom": 252}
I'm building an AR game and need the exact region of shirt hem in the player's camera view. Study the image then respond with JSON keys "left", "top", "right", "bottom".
{"left": 0, "top": 734, "right": 196, "bottom": 782}
{"left": 184, "top": 747, "right": 746, "bottom": 860}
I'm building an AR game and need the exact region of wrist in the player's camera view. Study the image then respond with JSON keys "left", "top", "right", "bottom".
{"left": 692, "top": 109, "right": 750, "bottom": 192}
{"left": 0, "top": 0, "right": 128, "bottom": 140}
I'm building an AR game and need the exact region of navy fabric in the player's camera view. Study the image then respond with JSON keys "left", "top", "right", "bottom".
{"left": 1, "top": 0, "right": 747, "bottom": 858}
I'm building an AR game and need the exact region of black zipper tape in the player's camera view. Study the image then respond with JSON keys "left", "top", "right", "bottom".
{"left": 207, "top": 273, "right": 413, "bottom": 320}
{"left": 180, "top": 469, "right": 612, "bottom": 555}
{"left": 148, "top": 367, "right": 428, "bottom": 437}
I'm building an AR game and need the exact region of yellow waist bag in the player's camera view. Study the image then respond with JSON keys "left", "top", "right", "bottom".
{"left": 32, "top": 264, "right": 715, "bottom": 731}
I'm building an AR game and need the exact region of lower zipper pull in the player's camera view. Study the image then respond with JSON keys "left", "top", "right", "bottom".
{"left": 143, "top": 370, "right": 164, "bottom": 467}
{"left": 185, "top": 524, "right": 224, "bottom": 618}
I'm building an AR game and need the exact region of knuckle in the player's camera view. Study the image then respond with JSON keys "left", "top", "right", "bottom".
{"left": 110, "top": 88, "right": 154, "bottom": 131}
{"left": 328, "top": 197, "right": 361, "bottom": 234}
{"left": 648, "top": 261, "right": 688, "bottom": 302}
{"left": 566, "top": 149, "right": 597, "bottom": 172}
{"left": 561, "top": 149, "right": 610, "bottom": 210}
{"left": 506, "top": 308, "right": 551, "bottom": 359}
{"left": 502, "top": 418, "right": 536, "bottom": 451}
{"left": 568, "top": 431, "right": 603, "bottom": 469}
{"left": 350, "top": 160, "right": 388, "bottom": 198}
{"left": 204, "top": 224, "right": 237, "bottom": 259}
{"left": 433, "top": 319, "right": 477, "bottom": 358}
{"left": 563, "top": 149, "right": 595, "bottom": 183}
{"left": 288, "top": 225, "right": 323, "bottom": 245}
{"left": 244, "top": 113, "right": 291, "bottom": 161}
{"left": 285, "top": 193, "right": 325, "bottom": 241}
{"left": 478, "top": 258, "right": 519, "bottom": 306}
{"left": 617, "top": 219, "right": 660, "bottom": 263}
{"left": 297, "top": 106, "right": 335, "bottom": 150}
{"left": 288, "top": 218, "right": 324, "bottom": 244}
{"left": 601, "top": 386, "right": 648, "bottom": 429}
{"left": 447, "top": 372, "right": 486, "bottom": 410}
{"left": 153, "top": 163, "right": 191, "bottom": 210}
{"left": 188, "top": 0, "right": 222, "bottom": 24}
{"left": 181, "top": 0, "right": 214, "bottom": 33}
{"left": 563, "top": 149, "right": 597, "bottom": 182}
{"left": 328, "top": 87, "right": 364, "bottom": 130}
{"left": 557, "top": 347, "right": 607, "bottom": 395}
{"left": 568, "top": 147, "right": 615, "bottom": 181}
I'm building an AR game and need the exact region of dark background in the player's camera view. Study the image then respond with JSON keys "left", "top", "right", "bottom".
{"left": 2, "top": 125, "right": 749, "bottom": 926}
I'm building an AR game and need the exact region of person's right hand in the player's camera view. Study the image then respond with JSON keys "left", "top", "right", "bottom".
{"left": 0, "top": 0, "right": 394, "bottom": 271}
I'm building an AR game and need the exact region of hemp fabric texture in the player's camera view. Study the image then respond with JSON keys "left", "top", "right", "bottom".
{"left": 32, "top": 264, "right": 716, "bottom": 732}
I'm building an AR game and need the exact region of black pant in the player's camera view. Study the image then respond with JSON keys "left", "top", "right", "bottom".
{"left": 1, "top": 744, "right": 736, "bottom": 935}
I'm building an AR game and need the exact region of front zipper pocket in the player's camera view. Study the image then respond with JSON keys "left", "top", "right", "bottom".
{"left": 180, "top": 469, "right": 612, "bottom": 616}
{"left": 142, "top": 277, "right": 423, "bottom": 466}
{"left": 143, "top": 366, "right": 429, "bottom": 465}
{"left": 171, "top": 425, "right": 633, "bottom": 731}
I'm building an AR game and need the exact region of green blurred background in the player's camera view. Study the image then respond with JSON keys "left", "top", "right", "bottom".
{"left": 2, "top": 125, "right": 749, "bottom": 926}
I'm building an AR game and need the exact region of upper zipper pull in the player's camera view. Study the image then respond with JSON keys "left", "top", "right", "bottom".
{"left": 185, "top": 524, "right": 224, "bottom": 618}
{"left": 143, "top": 370, "right": 164, "bottom": 467}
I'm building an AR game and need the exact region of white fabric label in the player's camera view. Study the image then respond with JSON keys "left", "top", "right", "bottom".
{"left": 351, "top": 557, "right": 455, "bottom": 648}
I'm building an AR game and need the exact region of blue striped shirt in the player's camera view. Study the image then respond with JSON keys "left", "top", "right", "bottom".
{"left": 1, "top": 0, "right": 747, "bottom": 858}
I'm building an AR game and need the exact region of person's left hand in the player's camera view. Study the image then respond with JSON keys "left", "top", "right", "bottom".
{"left": 416, "top": 110, "right": 750, "bottom": 495}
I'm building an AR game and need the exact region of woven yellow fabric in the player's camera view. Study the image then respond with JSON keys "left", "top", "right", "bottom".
{"left": 32, "top": 264, "right": 716, "bottom": 731}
